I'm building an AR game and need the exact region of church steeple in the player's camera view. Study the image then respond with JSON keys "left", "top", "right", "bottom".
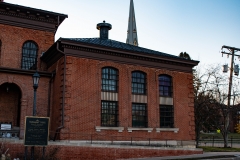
{"left": 126, "top": 0, "right": 138, "bottom": 46}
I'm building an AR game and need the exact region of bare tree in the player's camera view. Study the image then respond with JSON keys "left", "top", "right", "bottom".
{"left": 194, "top": 65, "right": 222, "bottom": 147}
{"left": 194, "top": 64, "right": 240, "bottom": 147}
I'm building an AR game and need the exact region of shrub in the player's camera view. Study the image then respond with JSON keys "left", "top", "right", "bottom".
{"left": 235, "top": 123, "right": 240, "bottom": 133}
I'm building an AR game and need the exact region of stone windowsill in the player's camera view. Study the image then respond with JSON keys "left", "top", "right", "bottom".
{"left": 127, "top": 127, "right": 153, "bottom": 133}
{"left": 95, "top": 126, "right": 124, "bottom": 132}
{"left": 156, "top": 128, "right": 179, "bottom": 133}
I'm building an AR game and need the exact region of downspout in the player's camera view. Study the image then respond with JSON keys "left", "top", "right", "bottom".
{"left": 53, "top": 41, "right": 66, "bottom": 141}
{"left": 47, "top": 71, "right": 55, "bottom": 117}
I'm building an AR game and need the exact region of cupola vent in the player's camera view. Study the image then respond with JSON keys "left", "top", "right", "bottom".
{"left": 97, "top": 21, "right": 112, "bottom": 40}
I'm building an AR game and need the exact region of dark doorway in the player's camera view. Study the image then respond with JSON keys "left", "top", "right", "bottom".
{"left": 0, "top": 83, "right": 22, "bottom": 127}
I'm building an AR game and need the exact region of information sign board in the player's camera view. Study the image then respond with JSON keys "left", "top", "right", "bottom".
{"left": 24, "top": 116, "right": 50, "bottom": 146}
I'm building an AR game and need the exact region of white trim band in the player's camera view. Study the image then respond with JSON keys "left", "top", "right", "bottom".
{"left": 127, "top": 127, "right": 153, "bottom": 133}
{"left": 95, "top": 126, "right": 124, "bottom": 132}
{"left": 156, "top": 128, "right": 179, "bottom": 133}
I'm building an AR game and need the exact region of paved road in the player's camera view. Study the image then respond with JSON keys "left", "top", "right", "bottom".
{"left": 127, "top": 152, "right": 240, "bottom": 160}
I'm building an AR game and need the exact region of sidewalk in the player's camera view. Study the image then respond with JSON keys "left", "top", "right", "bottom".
{"left": 127, "top": 152, "right": 240, "bottom": 160}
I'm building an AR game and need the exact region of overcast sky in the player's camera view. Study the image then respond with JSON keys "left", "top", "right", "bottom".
{"left": 6, "top": 0, "right": 240, "bottom": 66}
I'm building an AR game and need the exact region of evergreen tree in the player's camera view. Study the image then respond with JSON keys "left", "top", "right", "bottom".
{"left": 179, "top": 52, "right": 191, "bottom": 60}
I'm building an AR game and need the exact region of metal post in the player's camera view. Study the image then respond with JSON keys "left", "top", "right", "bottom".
{"left": 31, "top": 146, "right": 34, "bottom": 160}
{"left": 31, "top": 72, "right": 40, "bottom": 160}
{"left": 212, "top": 136, "right": 214, "bottom": 147}
{"left": 42, "top": 147, "right": 46, "bottom": 160}
{"left": 31, "top": 88, "right": 37, "bottom": 160}
{"left": 24, "top": 146, "right": 28, "bottom": 160}
{"left": 33, "top": 88, "right": 37, "bottom": 116}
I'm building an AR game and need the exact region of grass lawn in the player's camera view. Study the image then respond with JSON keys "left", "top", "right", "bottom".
{"left": 200, "top": 133, "right": 240, "bottom": 139}
{"left": 199, "top": 146, "right": 240, "bottom": 152}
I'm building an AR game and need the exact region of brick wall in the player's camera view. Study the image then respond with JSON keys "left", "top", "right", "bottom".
{"left": 48, "top": 57, "right": 66, "bottom": 138}
{"left": 0, "top": 73, "right": 51, "bottom": 138}
{"left": 0, "top": 23, "right": 55, "bottom": 138}
{"left": 0, "top": 24, "right": 54, "bottom": 69}
{"left": 5, "top": 143, "right": 202, "bottom": 160}
{"left": 50, "top": 56, "right": 195, "bottom": 141}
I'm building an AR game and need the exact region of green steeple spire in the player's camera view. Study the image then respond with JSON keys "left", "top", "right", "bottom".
{"left": 126, "top": 0, "right": 138, "bottom": 46}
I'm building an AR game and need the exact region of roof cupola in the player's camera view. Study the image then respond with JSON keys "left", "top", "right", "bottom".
{"left": 97, "top": 21, "right": 112, "bottom": 40}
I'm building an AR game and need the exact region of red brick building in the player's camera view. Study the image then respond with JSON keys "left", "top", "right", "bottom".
{"left": 0, "top": 1, "right": 201, "bottom": 159}
{"left": 0, "top": 1, "right": 67, "bottom": 138}
{"left": 41, "top": 31, "right": 199, "bottom": 142}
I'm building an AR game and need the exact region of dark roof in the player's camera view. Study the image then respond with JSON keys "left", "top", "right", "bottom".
{"left": 0, "top": 2, "right": 68, "bottom": 25}
{"left": 1, "top": 2, "right": 68, "bottom": 17}
{"left": 42, "top": 37, "right": 199, "bottom": 72}
{"left": 61, "top": 38, "right": 184, "bottom": 60}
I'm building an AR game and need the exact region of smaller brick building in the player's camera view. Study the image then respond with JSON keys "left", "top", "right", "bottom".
{"left": 41, "top": 20, "right": 199, "bottom": 143}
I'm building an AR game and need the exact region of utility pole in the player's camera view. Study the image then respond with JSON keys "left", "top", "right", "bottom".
{"left": 221, "top": 45, "right": 240, "bottom": 147}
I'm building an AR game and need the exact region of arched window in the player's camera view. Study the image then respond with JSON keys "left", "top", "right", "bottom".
{"left": 21, "top": 41, "right": 38, "bottom": 70}
{"left": 132, "top": 71, "right": 146, "bottom": 94}
{"left": 159, "top": 75, "right": 172, "bottom": 97}
{"left": 101, "top": 67, "right": 118, "bottom": 92}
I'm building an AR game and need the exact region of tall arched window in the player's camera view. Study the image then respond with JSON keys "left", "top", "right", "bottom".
{"left": 159, "top": 75, "right": 172, "bottom": 97}
{"left": 101, "top": 67, "right": 119, "bottom": 127}
{"left": 132, "top": 71, "right": 146, "bottom": 94}
{"left": 21, "top": 41, "right": 38, "bottom": 70}
{"left": 101, "top": 67, "right": 118, "bottom": 92}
